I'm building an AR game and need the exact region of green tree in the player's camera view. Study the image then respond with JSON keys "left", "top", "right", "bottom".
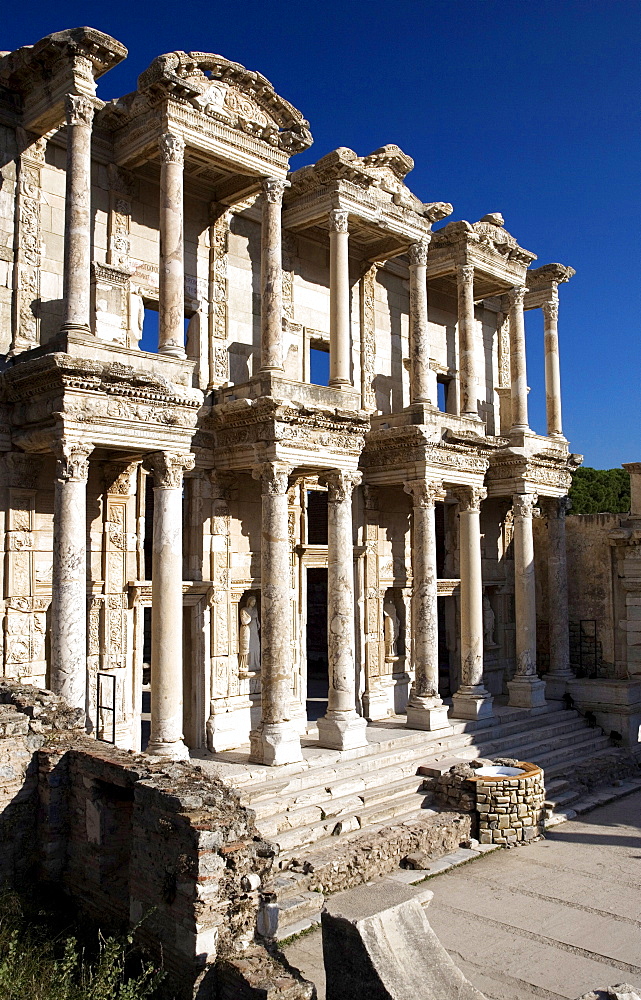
{"left": 569, "top": 467, "right": 631, "bottom": 515}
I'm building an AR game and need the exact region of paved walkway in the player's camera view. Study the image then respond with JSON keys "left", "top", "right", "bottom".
{"left": 283, "top": 791, "right": 641, "bottom": 1000}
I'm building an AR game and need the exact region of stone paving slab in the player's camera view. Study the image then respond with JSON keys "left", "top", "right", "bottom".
{"left": 283, "top": 790, "right": 641, "bottom": 1000}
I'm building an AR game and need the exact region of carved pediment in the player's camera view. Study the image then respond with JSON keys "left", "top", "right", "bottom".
{"left": 135, "top": 50, "right": 312, "bottom": 153}
{"left": 432, "top": 215, "right": 536, "bottom": 266}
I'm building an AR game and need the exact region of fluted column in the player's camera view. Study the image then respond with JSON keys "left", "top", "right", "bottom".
{"left": 508, "top": 493, "right": 547, "bottom": 708}
{"left": 61, "top": 95, "right": 96, "bottom": 334}
{"left": 403, "top": 480, "right": 451, "bottom": 731}
{"left": 145, "top": 452, "right": 194, "bottom": 758}
{"left": 329, "top": 209, "right": 352, "bottom": 388}
{"left": 250, "top": 462, "right": 303, "bottom": 765}
{"left": 457, "top": 264, "right": 479, "bottom": 419}
{"left": 51, "top": 441, "right": 91, "bottom": 713}
{"left": 260, "top": 178, "right": 289, "bottom": 373}
{"left": 542, "top": 496, "right": 573, "bottom": 699}
{"left": 543, "top": 296, "right": 564, "bottom": 438}
{"left": 408, "top": 240, "right": 437, "bottom": 405}
{"left": 158, "top": 133, "right": 186, "bottom": 358}
{"left": 451, "top": 486, "right": 494, "bottom": 720}
{"left": 317, "top": 470, "right": 368, "bottom": 750}
{"left": 508, "top": 285, "right": 529, "bottom": 433}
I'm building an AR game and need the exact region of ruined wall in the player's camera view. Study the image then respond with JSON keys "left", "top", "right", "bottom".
{"left": 0, "top": 680, "right": 312, "bottom": 1000}
{"left": 535, "top": 513, "right": 619, "bottom": 674}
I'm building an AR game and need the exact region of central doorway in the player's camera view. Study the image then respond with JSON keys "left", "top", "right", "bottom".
{"left": 306, "top": 567, "right": 328, "bottom": 720}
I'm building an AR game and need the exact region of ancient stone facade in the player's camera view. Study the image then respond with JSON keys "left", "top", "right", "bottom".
{"left": 0, "top": 28, "right": 580, "bottom": 766}
{"left": 535, "top": 463, "right": 641, "bottom": 744}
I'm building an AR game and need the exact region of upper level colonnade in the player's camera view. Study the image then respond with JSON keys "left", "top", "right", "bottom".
{"left": 0, "top": 28, "right": 575, "bottom": 444}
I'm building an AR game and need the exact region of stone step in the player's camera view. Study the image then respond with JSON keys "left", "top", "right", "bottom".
{"left": 544, "top": 777, "right": 641, "bottom": 828}
{"left": 241, "top": 712, "right": 587, "bottom": 805}
{"left": 272, "top": 889, "right": 324, "bottom": 937}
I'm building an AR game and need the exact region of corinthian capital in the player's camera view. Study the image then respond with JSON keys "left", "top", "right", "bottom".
{"left": 403, "top": 479, "right": 445, "bottom": 508}
{"left": 54, "top": 439, "right": 92, "bottom": 483}
{"left": 453, "top": 485, "right": 487, "bottom": 512}
{"left": 328, "top": 209, "right": 349, "bottom": 234}
{"left": 145, "top": 452, "right": 194, "bottom": 488}
{"left": 542, "top": 299, "right": 559, "bottom": 324}
{"left": 408, "top": 239, "right": 430, "bottom": 268}
{"left": 252, "top": 462, "right": 291, "bottom": 496}
{"left": 319, "top": 469, "right": 362, "bottom": 503}
{"left": 508, "top": 285, "right": 527, "bottom": 309}
{"left": 262, "top": 177, "right": 290, "bottom": 204}
{"left": 457, "top": 263, "right": 474, "bottom": 286}
{"left": 512, "top": 492, "right": 538, "bottom": 518}
{"left": 64, "top": 94, "right": 96, "bottom": 128}
{"left": 540, "top": 495, "right": 571, "bottom": 519}
{"left": 158, "top": 132, "right": 185, "bottom": 164}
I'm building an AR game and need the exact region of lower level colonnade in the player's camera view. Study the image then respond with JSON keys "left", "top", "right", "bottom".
{"left": 46, "top": 444, "right": 573, "bottom": 765}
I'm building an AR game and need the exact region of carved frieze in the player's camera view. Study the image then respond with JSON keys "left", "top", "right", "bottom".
{"left": 11, "top": 133, "right": 46, "bottom": 352}
{"left": 360, "top": 264, "right": 379, "bottom": 412}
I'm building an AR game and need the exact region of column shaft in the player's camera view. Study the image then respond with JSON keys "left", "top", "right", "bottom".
{"left": 250, "top": 463, "right": 302, "bottom": 765}
{"left": 146, "top": 452, "right": 194, "bottom": 758}
{"left": 260, "top": 178, "right": 288, "bottom": 372}
{"left": 451, "top": 486, "right": 494, "bottom": 720}
{"left": 317, "top": 470, "right": 367, "bottom": 750}
{"left": 329, "top": 209, "right": 352, "bottom": 388}
{"left": 543, "top": 497, "right": 573, "bottom": 697}
{"left": 509, "top": 285, "right": 529, "bottom": 432}
{"left": 457, "top": 264, "right": 479, "bottom": 418}
{"left": 408, "top": 240, "right": 436, "bottom": 404}
{"left": 404, "top": 481, "right": 450, "bottom": 731}
{"left": 62, "top": 96, "right": 95, "bottom": 333}
{"left": 51, "top": 442, "right": 91, "bottom": 713}
{"left": 508, "top": 493, "right": 547, "bottom": 708}
{"left": 158, "top": 133, "right": 186, "bottom": 358}
{"left": 543, "top": 297, "right": 564, "bottom": 437}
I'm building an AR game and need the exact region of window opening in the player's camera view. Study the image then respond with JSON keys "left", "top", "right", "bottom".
{"left": 437, "top": 379, "right": 447, "bottom": 412}
{"left": 139, "top": 304, "right": 190, "bottom": 354}
{"left": 307, "top": 490, "right": 328, "bottom": 545}
{"left": 310, "top": 344, "right": 330, "bottom": 386}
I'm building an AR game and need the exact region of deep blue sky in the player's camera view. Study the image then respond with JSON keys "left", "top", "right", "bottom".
{"left": 3, "top": 1, "right": 639, "bottom": 468}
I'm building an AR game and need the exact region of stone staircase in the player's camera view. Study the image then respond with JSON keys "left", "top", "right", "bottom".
{"left": 204, "top": 704, "right": 641, "bottom": 939}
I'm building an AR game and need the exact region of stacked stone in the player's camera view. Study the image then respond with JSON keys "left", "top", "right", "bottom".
{"left": 474, "top": 761, "right": 545, "bottom": 846}
{"left": 431, "top": 763, "right": 478, "bottom": 814}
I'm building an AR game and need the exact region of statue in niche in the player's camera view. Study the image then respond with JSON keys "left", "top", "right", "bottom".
{"left": 483, "top": 594, "right": 497, "bottom": 647}
{"left": 383, "top": 599, "right": 400, "bottom": 659}
{"left": 238, "top": 595, "right": 260, "bottom": 674}
{"left": 130, "top": 286, "right": 145, "bottom": 345}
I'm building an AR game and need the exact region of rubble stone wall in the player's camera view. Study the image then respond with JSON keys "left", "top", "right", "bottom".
{"left": 0, "top": 680, "right": 312, "bottom": 1000}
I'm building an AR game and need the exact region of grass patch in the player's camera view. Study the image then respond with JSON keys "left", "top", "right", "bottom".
{"left": 0, "top": 891, "right": 164, "bottom": 999}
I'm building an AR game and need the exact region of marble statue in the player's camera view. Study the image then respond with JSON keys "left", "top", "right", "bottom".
{"left": 239, "top": 595, "right": 260, "bottom": 673}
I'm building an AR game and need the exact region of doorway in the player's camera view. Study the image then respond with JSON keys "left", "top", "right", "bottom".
{"left": 306, "top": 567, "right": 328, "bottom": 720}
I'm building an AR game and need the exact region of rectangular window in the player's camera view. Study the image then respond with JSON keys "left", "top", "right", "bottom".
{"left": 307, "top": 490, "right": 328, "bottom": 545}
{"left": 310, "top": 344, "right": 330, "bottom": 386}
{"left": 140, "top": 305, "right": 190, "bottom": 354}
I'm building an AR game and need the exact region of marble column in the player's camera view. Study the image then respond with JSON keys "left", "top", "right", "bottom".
{"left": 508, "top": 493, "right": 547, "bottom": 708}
{"left": 158, "top": 132, "right": 187, "bottom": 358}
{"left": 260, "top": 177, "right": 289, "bottom": 373}
{"left": 329, "top": 209, "right": 352, "bottom": 388}
{"left": 317, "top": 470, "right": 368, "bottom": 750}
{"left": 61, "top": 95, "right": 96, "bottom": 334}
{"left": 542, "top": 496, "right": 573, "bottom": 699}
{"left": 457, "top": 264, "right": 479, "bottom": 419}
{"left": 508, "top": 285, "right": 529, "bottom": 433}
{"left": 250, "top": 462, "right": 303, "bottom": 765}
{"left": 51, "top": 440, "right": 91, "bottom": 713}
{"left": 403, "top": 480, "right": 451, "bottom": 731}
{"left": 543, "top": 296, "right": 564, "bottom": 438}
{"left": 145, "top": 452, "right": 194, "bottom": 759}
{"left": 451, "top": 486, "right": 494, "bottom": 720}
{"left": 408, "top": 240, "right": 437, "bottom": 405}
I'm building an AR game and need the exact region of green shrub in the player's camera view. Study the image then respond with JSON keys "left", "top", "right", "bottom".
{"left": 569, "top": 467, "right": 631, "bottom": 515}
{"left": 0, "top": 893, "right": 164, "bottom": 1000}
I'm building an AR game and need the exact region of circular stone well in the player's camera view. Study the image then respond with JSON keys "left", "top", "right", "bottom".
{"left": 469, "top": 760, "right": 545, "bottom": 846}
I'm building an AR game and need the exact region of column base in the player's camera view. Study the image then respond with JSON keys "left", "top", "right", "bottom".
{"left": 406, "top": 697, "right": 452, "bottom": 733}
{"left": 317, "top": 711, "right": 368, "bottom": 751}
{"left": 451, "top": 685, "right": 494, "bottom": 721}
{"left": 249, "top": 721, "right": 303, "bottom": 766}
{"left": 60, "top": 322, "right": 91, "bottom": 336}
{"left": 542, "top": 671, "right": 574, "bottom": 702}
{"left": 158, "top": 344, "right": 187, "bottom": 360}
{"left": 507, "top": 676, "right": 547, "bottom": 709}
{"left": 145, "top": 738, "right": 190, "bottom": 760}
{"left": 328, "top": 378, "right": 352, "bottom": 390}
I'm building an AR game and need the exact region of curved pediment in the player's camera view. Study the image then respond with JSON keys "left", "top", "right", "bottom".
{"left": 137, "top": 50, "right": 312, "bottom": 154}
